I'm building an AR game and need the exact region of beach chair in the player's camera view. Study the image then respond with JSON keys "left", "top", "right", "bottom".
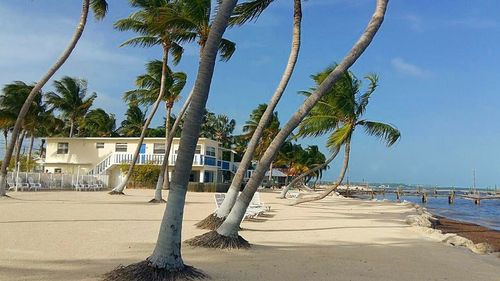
{"left": 287, "top": 191, "right": 300, "bottom": 199}
{"left": 91, "top": 180, "right": 104, "bottom": 191}
{"left": 15, "top": 179, "right": 29, "bottom": 192}
{"left": 6, "top": 178, "right": 16, "bottom": 191}
{"left": 214, "top": 193, "right": 225, "bottom": 210}
{"left": 28, "top": 177, "right": 42, "bottom": 191}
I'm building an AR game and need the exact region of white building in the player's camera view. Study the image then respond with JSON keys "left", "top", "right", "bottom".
{"left": 43, "top": 137, "right": 239, "bottom": 187}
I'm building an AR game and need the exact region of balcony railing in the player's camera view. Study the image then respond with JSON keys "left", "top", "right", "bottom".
{"left": 89, "top": 152, "right": 238, "bottom": 175}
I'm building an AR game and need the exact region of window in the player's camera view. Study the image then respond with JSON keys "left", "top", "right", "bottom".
{"left": 57, "top": 142, "right": 69, "bottom": 154}
{"left": 115, "top": 143, "right": 127, "bottom": 152}
{"left": 204, "top": 171, "right": 214, "bottom": 182}
{"left": 153, "top": 143, "right": 165, "bottom": 154}
{"left": 54, "top": 168, "right": 62, "bottom": 174}
{"left": 177, "top": 145, "right": 201, "bottom": 155}
{"left": 206, "top": 146, "right": 216, "bottom": 157}
{"left": 96, "top": 142, "right": 104, "bottom": 149}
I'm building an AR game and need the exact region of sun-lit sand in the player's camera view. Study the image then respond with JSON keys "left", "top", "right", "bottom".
{"left": 0, "top": 189, "right": 498, "bottom": 281}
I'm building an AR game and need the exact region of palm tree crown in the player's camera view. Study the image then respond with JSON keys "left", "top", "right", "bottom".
{"left": 45, "top": 76, "right": 96, "bottom": 137}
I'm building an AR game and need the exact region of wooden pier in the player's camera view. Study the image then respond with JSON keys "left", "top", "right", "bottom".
{"left": 339, "top": 187, "right": 500, "bottom": 205}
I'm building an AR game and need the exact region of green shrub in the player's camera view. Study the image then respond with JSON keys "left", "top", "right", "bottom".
{"left": 119, "top": 163, "right": 160, "bottom": 189}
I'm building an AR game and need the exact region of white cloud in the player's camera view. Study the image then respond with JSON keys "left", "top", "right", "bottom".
{"left": 391, "top": 58, "right": 431, "bottom": 78}
{"left": 401, "top": 14, "right": 424, "bottom": 32}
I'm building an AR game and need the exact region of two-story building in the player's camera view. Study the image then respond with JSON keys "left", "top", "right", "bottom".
{"left": 43, "top": 137, "right": 239, "bottom": 187}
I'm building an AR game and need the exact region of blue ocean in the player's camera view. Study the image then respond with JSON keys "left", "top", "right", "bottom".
{"left": 365, "top": 188, "right": 500, "bottom": 231}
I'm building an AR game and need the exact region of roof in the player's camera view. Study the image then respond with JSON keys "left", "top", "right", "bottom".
{"left": 264, "top": 169, "right": 288, "bottom": 177}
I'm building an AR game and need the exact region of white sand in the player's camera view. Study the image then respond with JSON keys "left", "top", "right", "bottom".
{"left": 0, "top": 190, "right": 498, "bottom": 281}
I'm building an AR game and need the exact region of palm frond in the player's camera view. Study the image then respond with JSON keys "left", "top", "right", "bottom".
{"left": 359, "top": 120, "right": 401, "bottom": 147}
{"left": 356, "top": 74, "right": 378, "bottom": 117}
{"left": 229, "top": 0, "right": 275, "bottom": 26}
{"left": 218, "top": 38, "right": 236, "bottom": 61}
{"left": 90, "top": 0, "right": 108, "bottom": 20}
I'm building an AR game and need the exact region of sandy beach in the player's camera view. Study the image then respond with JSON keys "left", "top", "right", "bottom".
{"left": 0, "top": 189, "right": 499, "bottom": 281}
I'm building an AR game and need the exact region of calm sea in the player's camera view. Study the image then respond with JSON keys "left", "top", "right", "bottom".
{"left": 364, "top": 189, "right": 500, "bottom": 231}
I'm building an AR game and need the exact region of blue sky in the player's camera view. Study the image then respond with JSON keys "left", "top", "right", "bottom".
{"left": 1, "top": 0, "right": 500, "bottom": 188}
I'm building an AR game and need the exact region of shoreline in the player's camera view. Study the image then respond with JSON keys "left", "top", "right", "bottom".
{"left": 435, "top": 216, "right": 500, "bottom": 252}
{"left": 344, "top": 193, "right": 500, "bottom": 253}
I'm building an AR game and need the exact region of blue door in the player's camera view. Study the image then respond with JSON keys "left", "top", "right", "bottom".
{"left": 139, "top": 144, "right": 146, "bottom": 163}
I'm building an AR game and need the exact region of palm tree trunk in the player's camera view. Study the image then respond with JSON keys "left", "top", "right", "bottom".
{"left": 151, "top": 103, "right": 172, "bottom": 202}
{"left": 196, "top": 0, "right": 303, "bottom": 229}
{"left": 14, "top": 130, "right": 26, "bottom": 172}
{"left": 187, "top": 0, "right": 388, "bottom": 247}
{"left": 110, "top": 47, "right": 170, "bottom": 195}
{"left": 27, "top": 134, "right": 34, "bottom": 172}
{"left": 145, "top": 0, "right": 237, "bottom": 273}
{"left": 69, "top": 120, "right": 75, "bottom": 137}
{"left": 293, "top": 140, "right": 351, "bottom": 205}
{"left": 279, "top": 147, "right": 339, "bottom": 198}
{"left": 153, "top": 91, "right": 194, "bottom": 202}
{"left": 0, "top": 0, "right": 90, "bottom": 197}
{"left": 3, "top": 130, "right": 8, "bottom": 150}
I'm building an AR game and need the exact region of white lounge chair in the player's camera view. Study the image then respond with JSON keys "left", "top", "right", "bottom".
{"left": 15, "top": 179, "right": 29, "bottom": 191}
{"left": 6, "top": 179, "right": 16, "bottom": 191}
{"left": 28, "top": 177, "right": 42, "bottom": 191}
{"left": 212, "top": 193, "right": 259, "bottom": 219}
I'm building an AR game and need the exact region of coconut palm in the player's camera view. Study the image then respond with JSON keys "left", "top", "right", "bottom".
{"left": 292, "top": 71, "right": 400, "bottom": 205}
{"left": 119, "top": 105, "right": 146, "bottom": 137}
{"left": 195, "top": 0, "right": 302, "bottom": 230}
{"left": 0, "top": 0, "right": 107, "bottom": 197}
{"left": 102, "top": 0, "right": 237, "bottom": 278}
{"left": 45, "top": 77, "right": 96, "bottom": 137}
{"left": 200, "top": 112, "right": 236, "bottom": 148}
{"left": 186, "top": 0, "right": 389, "bottom": 248}
{"left": 0, "top": 82, "right": 50, "bottom": 169}
{"left": 110, "top": 0, "right": 188, "bottom": 195}
{"left": 80, "top": 108, "right": 117, "bottom": 137}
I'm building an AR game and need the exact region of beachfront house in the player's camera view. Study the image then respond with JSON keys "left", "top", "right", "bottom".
{"left": 42, "top": 137, "right": 239, "bottom": 188}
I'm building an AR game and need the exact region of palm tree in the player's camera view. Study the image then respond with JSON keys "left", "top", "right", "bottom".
{"left": 80, "top": 108, "right": 117, "bottom": 137}
{"left": 0, "top": 82, "right": 50, "bottom": 170}
{"left": 200, "top": 112, "right": 236, "bottom": 148}
{"left": 119, "top": 105, "right": 146, "bottom": 137}
{"left": 195, "top": 0, "right": 302, "bottom": 230}
{"left": 186, "top": 0, "right": 389, "bottom": 248}
{"left": 110, "top": 0, "right": 188, "bottom": 195}
{"left": 45, "top": 77, "right": 96, "bottom": 137}
{"left": 0, "top": 0, "right": 107, "bottom": 197}
{"left": 102, "top": 0, "right": 237, "bottom": 278}
{"left": 292, "top": 70, "right": 400, "bottom": 204}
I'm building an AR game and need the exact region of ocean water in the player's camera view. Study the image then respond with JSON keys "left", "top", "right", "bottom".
{"left": 365, "top": 191, "right": 500, "bottom": 231}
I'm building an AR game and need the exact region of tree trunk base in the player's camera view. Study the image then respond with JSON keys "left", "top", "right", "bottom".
{"left": 102, "top": 260, "right": 207, "bottom": 281}
{"left": 148, "top": 198, "right": 167, "bottom": 204}
{"left": 109, "top": 190, "right": 125, "bottom": 195}
{"left": 194, "top": 213, "right": 225, "bottom": 230}
{"left": 0, "top": 194, "right": 11, "bottom": 198}
{"left": 185, "top": 230, "right": 250, "bottom": 249}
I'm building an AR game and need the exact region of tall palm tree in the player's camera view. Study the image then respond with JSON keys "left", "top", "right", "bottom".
{"left": 110, "top": 0, "right": 188, "bottom": 194}
{"left": 45, "top": 77, "right": 96, "bottom": 137}
{"left": 292, "top": 70, "right": 400, "bottom": 205}
{"left": 0, "top": 0, "right": 107, "bottom": 197}
{"left": 187, "top": 0, "right": 389, "bottom": 248}
{"left": 119, "top": 105, "right": 146, "bottom": 137}
{"left": 195, "top": 0, "right": 302, "bottom": 230}
{"left": 102, "top": 0, "right": 238, "bottom": 278}
{"left": 122, "top": 59, "right": 187, "bottom": 201}
{"left": 80, "top": 108, "right": 117, "bottom": 137}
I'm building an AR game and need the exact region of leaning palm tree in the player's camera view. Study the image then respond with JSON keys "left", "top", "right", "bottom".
{"left": 45, "top": 77, "right": 96, "bottom": 137}
{"left": 102, "top": 0, "right": 237, "bottom": 279}
{"left": 109, "top": 0, "right": 188, "bottom": 195}
{"left": 195, "top": 0, "right": 302, "bottom": 230}
{"left": 186, "top": 0, "right": 389, "bottom": 248}
{"left": 291, "top": 71, "right": 400, "bottom": 204}
{"left": 0, "top": 0, "right": 107, "bottom": 197}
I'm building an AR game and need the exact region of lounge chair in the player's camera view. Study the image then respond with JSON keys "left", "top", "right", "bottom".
{"left": 212, "top": 193, "right": 259, "bottom": 219}
{"left": 15, "top": 179, "right": 29, "bottom": 191}
{"left": 6, "top": 179, "right": 16, "bottom": 191}
{"left": 28, "top": 177, "right": 42, "bottom": 191}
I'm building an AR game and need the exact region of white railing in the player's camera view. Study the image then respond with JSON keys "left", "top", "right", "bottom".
{"left": 88, "top": 152, "right": 240, "bottom": 175}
